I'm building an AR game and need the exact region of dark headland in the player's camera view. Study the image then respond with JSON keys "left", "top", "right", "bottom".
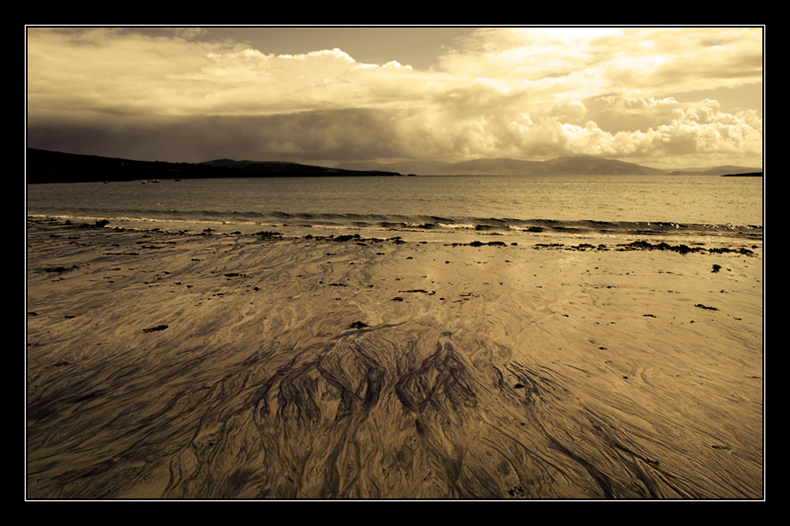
{"left": 25, "top": 148, "right": 404, "bottom": 184}
{"left": 26, "top": 147, "right": 763, "bottom": 183}
{"left": 721, "top": 171, "right": 763, "bottom": 177}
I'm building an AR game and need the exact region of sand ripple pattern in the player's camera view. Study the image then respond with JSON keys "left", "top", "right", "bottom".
{"left": 26, "top": 220, "right": 763, "bottom": 499}
{"left": 27, "top": 326, "right": 760, "bottom": 499}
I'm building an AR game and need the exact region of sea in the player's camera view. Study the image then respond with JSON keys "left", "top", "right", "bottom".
{"left": 26, "top": 174, "right": 764, "bottom": 241}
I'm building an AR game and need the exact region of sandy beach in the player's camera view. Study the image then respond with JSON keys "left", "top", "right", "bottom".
{"left": 26, "top": 216, "right": 763, "bottom": 499}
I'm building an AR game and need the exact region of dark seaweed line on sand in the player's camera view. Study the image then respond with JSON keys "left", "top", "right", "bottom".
{"left": 533, "top": 240, "right": 758, "bottom": 256}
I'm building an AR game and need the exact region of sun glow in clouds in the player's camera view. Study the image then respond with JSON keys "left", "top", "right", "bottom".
{"left": 26, "top": 26, "right": 763, "bottom": 168}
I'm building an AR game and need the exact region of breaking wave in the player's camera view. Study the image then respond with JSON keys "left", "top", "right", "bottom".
{"left": 27, "top": 205, "right": 763, "bottom": 239}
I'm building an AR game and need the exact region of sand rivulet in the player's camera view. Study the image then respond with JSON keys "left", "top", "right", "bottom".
{"left": 26, "top": 218, "right": 763, "bottom": 499}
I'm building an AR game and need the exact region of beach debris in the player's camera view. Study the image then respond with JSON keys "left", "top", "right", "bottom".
{"left": 570, "top": 243, "right": 593, "bottom": 251}
{"left": 694, "top": 304, "right": 718, "bottom": 311}
{"left": 712, "top": 264, "right": 722, "bottom": 273}
{"left": 255, "top": 231, "right": 283, "bottom": 239}
{"left": 77, "top": 219, "right": 110, "bottom": 229}
{"left": 333, "top": 234, "right": 362, "bottom": 243}
{"left": 349, "top": 321, "right": 369, "bottom": 329}
{"left": 49, "top": 360, "right": 71, "bottom": 368}
{"left": 142, "top": 324, "right": 169, "bottom": 333}
{"left": 508, "top": 483, "right": 527, "bottom": 498}
{"left": 447, "top": 240, "right": 508, "bottom": 247}
{"left": 43, "top": 265, "right": 79, "bottom": 273}
{"left": 617, "top": 240, "right": 699, "bottom": 254}
{"left": 530, "top": 240, "right": 755, "bottom": 257}
{"left": 709, "top": 246, "right": 754, "bottom": 255}
{"left": 530, "top": 242, "right": 603, "bottom": 251}
{"left": 532, "top": 243, "right": 565, "bottom": 250}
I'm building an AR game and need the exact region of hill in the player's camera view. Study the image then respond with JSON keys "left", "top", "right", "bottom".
{"left": 437, "top": 158, "right": 542, "bottom": 176}
{"left": 529, "top": 156, "right": 665, "bottom": 175}
{"left": 26, "top": 149, "right": 403, "bottom": 184}
{"left": 28, "top": 148, "right": 762, "bottom": 183}
{"left": 337, "top": 155, "right": 761, "bottom": 176}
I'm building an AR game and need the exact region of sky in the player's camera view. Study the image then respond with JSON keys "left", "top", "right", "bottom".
{"left": 26, "top": 25, "right": 764, "bottom": 170}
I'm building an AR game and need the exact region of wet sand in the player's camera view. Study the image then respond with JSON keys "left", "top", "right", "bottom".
{"left": 26, "top": 217, "right": 763, "bottom": 499}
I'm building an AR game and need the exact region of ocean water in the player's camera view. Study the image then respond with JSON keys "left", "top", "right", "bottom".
{"left": 26, "top": 174, "right": 763, "bottom": 239}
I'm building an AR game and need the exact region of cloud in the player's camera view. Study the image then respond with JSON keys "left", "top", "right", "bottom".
{"left": 27, "top": 28, "right": 426, "bottom": 118}
{"left": 26, "top": 27, "right": 763, "bottom": 167}
{"left": 439, "top": 27, "right": 763, "bottom": 98}
{"left": 28, "top": 108, "right": 413, "bottom": 163}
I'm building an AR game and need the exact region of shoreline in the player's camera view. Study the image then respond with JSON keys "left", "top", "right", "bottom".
{"left": 24, "top": 210, "right": 764, "bottom": 246}
{"left": 26, "top": 216, "right": 764, "bottom": 499}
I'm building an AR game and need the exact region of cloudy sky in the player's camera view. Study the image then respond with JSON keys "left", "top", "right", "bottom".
{"left": 26, "top": 26, "right": 764, "bottom": 170}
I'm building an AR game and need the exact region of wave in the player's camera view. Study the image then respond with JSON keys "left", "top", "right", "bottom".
{"left": 264, "top": 211, "right": 762, "bottom": 238}
{"left": 26, "top": 205, "right": 763, "bottom": 239}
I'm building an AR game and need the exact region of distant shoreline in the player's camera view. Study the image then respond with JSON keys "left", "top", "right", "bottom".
{"left": 27, "top": 148, "right": 763, "bottom": 183}
{"left": 25, "top": 148, "right": 404, "bottom": 184}
{"left": 721, "top": 172, "right": 763, "bottom": 177}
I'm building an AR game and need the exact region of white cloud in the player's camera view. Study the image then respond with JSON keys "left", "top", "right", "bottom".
{"left": 26, "top": 27, "right": 763, "bottom": 167}
{"left": 438, "top": 27, "right": 762, "bottom": 102}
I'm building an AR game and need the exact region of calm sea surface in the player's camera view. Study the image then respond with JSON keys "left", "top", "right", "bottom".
{"left": 26, "top": 175, "right": 763, "bottom": 239}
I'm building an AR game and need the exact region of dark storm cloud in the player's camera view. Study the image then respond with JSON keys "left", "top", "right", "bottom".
{"left": 28, "top": 109, "right": 409, "bottom": 163}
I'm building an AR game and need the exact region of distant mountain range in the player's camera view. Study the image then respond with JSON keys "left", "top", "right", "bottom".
{"left": 336, "top": 156, "right": 762, "bottom": 177}
{"left": 26, "top": 148, "right": 762, "bottom": 183}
